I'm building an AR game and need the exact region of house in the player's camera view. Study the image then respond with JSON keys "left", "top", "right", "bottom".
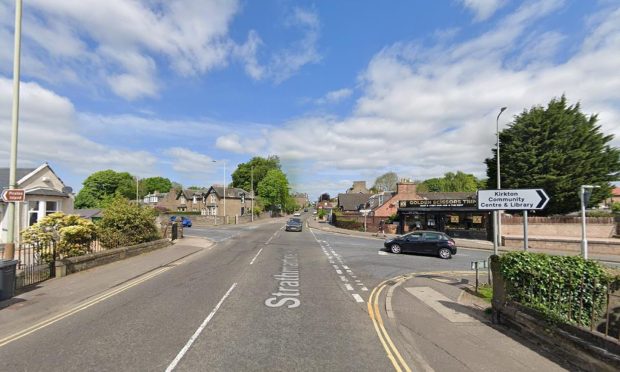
{"left": 0, "top": 163, "right": 74, "bottom": 244}
{"left": 337, "top": 193, "right": 371, "bottom": 212}
{"left": 202, "top": 185, "right": 253, "bottom": 217}
{"left": 316, "top": 200, "right": 336, "bottom": 212}
{"left": 292, "top": 192, "right": 309, "bottom": 208}
{"left": 602, "top": 187, "right": 620, "bottom": 208}
{"left": 143, "top": 191, "right": 168, "bottom": 206}
{"left": 366, "top": 191, "right": 395, "bottom": 210}
{"left": 177, "top": 189, "right": 208, "bottom": 212}
{"left": 74, "top": 208, "right": 103, "bottom": 221}
{"left": 346, "top": 181, "right": 369, "bottom": 194}
{"left": 372, "top": 181, "right": 421, "bottom": 218}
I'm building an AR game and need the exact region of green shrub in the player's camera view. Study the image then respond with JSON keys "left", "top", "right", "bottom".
{"left": 21, "top": 212, "right": 97, "bottom": 259}
{"left": 98, "top": 197, "right": 160, "bottom": 249}
{"left": 612, "top": 202, "right": 620, "bottom": 214}
{"left": 334, "top": 218, "right": 364, "bottom": 231}
{"left": 318, "top": 209, "right": 327, "bottom": 219}
{"left": 499, "top": 251, "right": 617, "bottom": 325}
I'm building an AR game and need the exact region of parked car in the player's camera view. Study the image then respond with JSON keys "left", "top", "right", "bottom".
{"left": 304, "top": 208, "right": 308, "bottom": 212}
{"left": 293, "top": 211, "right": 301, "bottom": 216}
{"left": 383, "top": 231, "right": 456, "bottom": 259}
{"left": 170, "top": 216, "right": 192, "bottom": 228}
{"left": 285, "top": 218, "right": 303, "bottom": 232}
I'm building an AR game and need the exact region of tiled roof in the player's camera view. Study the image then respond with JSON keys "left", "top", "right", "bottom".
{"left": 0, "top": 168, "right": 37, "bottom": 188}
{"left": 417, "top": 192, "right": 476, "bottom": 200}
{"left": 612, "top": 187, "right": 620, "bottom": 196}
{"left": 338, "top": 193, "right": 372, "bottom": 211}
{"left": 207, "top": 186, "right": 252, "bottom": 199}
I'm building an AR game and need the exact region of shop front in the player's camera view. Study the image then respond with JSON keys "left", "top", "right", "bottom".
{"left": 397, "top": 197, "right": 492, "bottom": 240}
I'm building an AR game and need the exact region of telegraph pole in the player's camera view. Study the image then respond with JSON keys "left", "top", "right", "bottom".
{"left": 251, "top": 166, "right": 254, "bottom": 222}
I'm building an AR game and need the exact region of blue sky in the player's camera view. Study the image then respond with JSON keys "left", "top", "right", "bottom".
{"left": 1, "top": 0, "right": 619, "bottom": 200}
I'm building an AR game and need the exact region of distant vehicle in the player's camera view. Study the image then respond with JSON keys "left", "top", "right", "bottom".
{"left": 304, "top": 208, "right": 308, "bottom": 212}
{"left": 293, "top": 211, "right": 301, "bottom": 216}
{"left": 285, "top": 218, "right": 303, "bottom": 232}
{"left": 384, "top": 231, "right": 456, "bottom": 259}
{"left": 313, "top": 210, "right": 317, "bottom": 215}
{"left": 170, "top": 216, "right": 192, "bottom": 228}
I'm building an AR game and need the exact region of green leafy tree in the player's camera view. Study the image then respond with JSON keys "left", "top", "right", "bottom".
{"left": 98, "top": 197, "right": 160, "bottom": 249}
{"left": 231, "top": 156, "right": 281, "bottom": 194}
{"left": 75, "top": 170, "right": 137, "bottom": 208}
{"left": 373, "top": 171, "right": 398, "bottom": 192}
{"left": 257, "top": 169, "right": 289, "bottom": 210}
{"left": 142, "top": 177, "right": 172, "bottom": 195}
{"left": 485, "top": 96, "right": 620, "bottom": 215}
{"left": 417, "top": 172, "right": 481, "bottom": 192}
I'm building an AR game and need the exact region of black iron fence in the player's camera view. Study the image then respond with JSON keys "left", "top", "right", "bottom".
{"left": 16, "top": 241, "right": 56, "bottom": 289}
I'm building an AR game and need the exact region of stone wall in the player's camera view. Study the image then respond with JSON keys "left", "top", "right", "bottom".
{"left": 504, "top": 236, "right": 620, "bottom": 255}
{"left": 55, "top": 239, "right": 172, "bottom": 277}
{"left": 502, "top": 216, "right": 616, "bottom": 238}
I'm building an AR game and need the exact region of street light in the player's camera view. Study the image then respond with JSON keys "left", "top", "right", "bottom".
{"left": 580, "top": 185, "right": 600, "bottom": 260}
{"left": 250, "top": 166, "right": 254, "bottom": 222}
{"left": 3, "top": 0, "right": 23, "bottom": 260}
{"left": 496, "top": 106, "right": 507, "bottom": 251}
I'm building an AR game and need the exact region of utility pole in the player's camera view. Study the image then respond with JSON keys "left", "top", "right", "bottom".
{"left": 251, "top": 166, "right": 254, "bottom": 222}
{"left": 223, "top": 161, "right": 226, "bottom": 224}
{"left": 580, "top": 185, "right": 600, "bottom": 260}
{"left": 496, "top": 106, "right": 507, "bottom": 248}
{"left": 135, "top": 176, "right": 139, "bottom": 204}
{"left": 4, "top": 0, "right": 23, "bottom": 260}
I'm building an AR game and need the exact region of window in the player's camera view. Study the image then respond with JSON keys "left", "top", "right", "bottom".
{"left": 423, "top": 232, "right": 441, "bottom": 240}
{"left": 28, "top": 202, "right": 38, "bottom": 226}
{"left": 210, "top": 195, "right": 216, "bottom": 203}
{"left": 46, "top": 201, "right": 58, "bottom": 216}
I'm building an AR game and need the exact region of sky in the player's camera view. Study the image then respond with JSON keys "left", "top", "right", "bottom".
{"left": 1, "top": 0, "right": 620, "bottom": 200}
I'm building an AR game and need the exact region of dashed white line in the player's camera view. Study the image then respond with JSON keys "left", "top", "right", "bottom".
{"left": 336, "top": 270, "right": 343, "bottom": 274}
{"left": 361, "top": 287, "right": 368, "bottom": 291}
{"left": 342, "top": 265, "right": 349, "bottom": 270}
{"left": 332, "top": 264, "right": 340, "bottom": 270}
{"left": 340, "top": 276, "right": 348, "bottom": 282}
{"left": 345, "top": 284, "right": 354, "bottom": 291}
{"left": 165, "top": 282, "right": 237, "bottom": 371}
{"left": 249, "top": 248, "right": 263, "bottom": 265}
{"left": 352, "top": 294, "right": 364, "bottom": 303}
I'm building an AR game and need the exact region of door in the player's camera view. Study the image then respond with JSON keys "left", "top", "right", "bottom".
{"left": 402, "top": 232, "right": 424, "bottom": 253}
{"left": 421, "top": 232, "right": 443, "bottom": 254}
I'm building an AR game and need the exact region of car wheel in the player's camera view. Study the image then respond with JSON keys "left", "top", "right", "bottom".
{"left": 438, "top": 247, "right": 452, "bottom": 259}
{"left": 390, "top": 244, "right": 402, "bottom": 254}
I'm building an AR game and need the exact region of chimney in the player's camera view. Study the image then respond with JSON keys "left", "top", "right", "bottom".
{"left": 396, "top": 181, "right": 417, "bottom": 195}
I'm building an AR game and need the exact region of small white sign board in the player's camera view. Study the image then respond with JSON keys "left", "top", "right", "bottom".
{"left": 477, "top": 189, "right": 549, "bottom": 210}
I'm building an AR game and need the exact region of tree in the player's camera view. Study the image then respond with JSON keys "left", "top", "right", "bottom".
{"left": 485, "top": 96, "right": 620, "bottom": 215}
{"left": 142, "top": 177, "right": 172, "bottom": 194}
{"left": 417, "top": 172, "right": 481, "bottom": 192}
{"left": 98, "top": 197, "right": 159, "bottom": 248}
{"left": 75, "top": 170, "right": 136, "bottom": 208}
{"left": 373, "top": 171, "right": 398, "bottom": 192}
{"left": 257, "top": 169, "right": 289, "bottom": 210}
{"left": 231, "top": 156, "right": 281, "bottom": 193}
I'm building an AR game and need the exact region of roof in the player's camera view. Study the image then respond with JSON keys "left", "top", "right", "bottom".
{"left": 367, "top": 191, "right": 395, "bottom": 209}
{"left": 74, "top": 209, "right": 102, "bottom": 219}
{"left": 26, "top": 188, "right": 69, "bottom": 197}
{"left": 0, "top": 168, "right": 37, "bottom": 188}
{"left": 338, "top": 193, "right": 371, "bottom": 211}
{"left": 206, "top": 186, "right": 252, "bottom": 199}
{"left": 417, "top": 192, "right": 476, "bottom": 200}
{"left": 612, "top": 187, "right": 620, "bottom": 196}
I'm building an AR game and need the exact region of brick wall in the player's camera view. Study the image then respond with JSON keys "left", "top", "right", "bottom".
{"left": 502, "top": 216, "right": 616, "bottom": 238}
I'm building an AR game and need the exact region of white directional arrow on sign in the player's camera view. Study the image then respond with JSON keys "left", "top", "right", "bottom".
{"left": 477, "top": 189, "right": 550, "bottom": 210}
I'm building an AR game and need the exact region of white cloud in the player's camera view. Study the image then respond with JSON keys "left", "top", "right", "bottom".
{"left": 215, "top": 133, "right": 267, "bottom": 154}
{"left": 459, "top": 0, "right": 506, "bottom": 21}
{"left": 269, "top": 8, "right": 322, "bottom": 83}
{"left": 163, "top": 147, "right": 216, "bottom": 174}
{"left": 315, "top": 88, "right": 353, "bottom": 105}
{"left": 0, "top": 78, "right": 157, "bottom": 179}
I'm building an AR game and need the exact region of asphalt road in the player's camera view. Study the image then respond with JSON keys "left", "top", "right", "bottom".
{"left": 0, "top": 215, "right": 492, "bottom": 371}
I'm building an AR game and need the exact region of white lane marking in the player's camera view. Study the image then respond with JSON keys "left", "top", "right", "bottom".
{"left": 342, "top": 265, "right": 349, "bottom": 270}
{"left": 166, "top": 283, "right": 238, "bottom": 372}
{"left": 345, "top": 284, "right": 354, "bottom": 291}
{"left": 352, "top": 294, "right": 364, "bottom": 303}
{"left": 249, "top": 248, "right": 263, "bottom": 265}
{"left": 332, "top": 264, "right": 340, "bottom": 270}
{"left": 336, "top": 270, "right": 343, "bottom": 274}
{"left": 346, "top": 269, "right": 352, "bottom": 273}
{"left": 405, "top": 287, "right": 477, "bottom": 323}
{"left": 340, "top": 276, "right": 348, "bottom": 282}
{"left": 265, "top": 229, "right": 280, "bottom": 245}
{"left": 361, "top": 287, "right": 368, "bottom": 291}
{"left": 378, "top": 251, "right": 388, "bottom": 255}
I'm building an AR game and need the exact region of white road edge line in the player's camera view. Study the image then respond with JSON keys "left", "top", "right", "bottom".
{"left": 165, "top": 282, "right": 237, "bottom": 372}
{"left": 249, "top": 248, "right": 263, "bottom": 265}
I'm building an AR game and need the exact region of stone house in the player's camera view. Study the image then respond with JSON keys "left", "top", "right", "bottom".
{"left": 292, "top": 193, "right": 309, "bottom": 209}
{"left": 372, "top": 182, "right": 421, "bottom": 218}
{"left": 346, "top": 181, "right": 370, "bottom": 194}
{"left": 202, "top": 186, "right": 253, "bottom": 217}
{"left": 0, "top": 163, "right": 74, "bottom": 244}
{"left": 338, "top": 193, "right": 371, "bottom": 212}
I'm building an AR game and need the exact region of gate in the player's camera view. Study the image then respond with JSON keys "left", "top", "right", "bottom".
{"left": 15, "top": 241, "right": 56, "bottom": 289}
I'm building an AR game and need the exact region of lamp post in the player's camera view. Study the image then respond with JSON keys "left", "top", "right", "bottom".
{"left": 3, "top": 0, "right": 23, "bottom": 260}
{"left": 135, "top": 176, "right": 139, "bottom": 204}
{"left": 250, "top": 166, "right": 254, "bottom": 222}
{"left": 495, "top": 106, "right": 507, "bottom": 250}
{"left": 580, "top": 185, "right": 600, "bottom": 260}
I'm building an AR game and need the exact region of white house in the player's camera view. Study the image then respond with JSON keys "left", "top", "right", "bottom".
{"left": 0, "top": 163, "right": 74, "bottom": 244}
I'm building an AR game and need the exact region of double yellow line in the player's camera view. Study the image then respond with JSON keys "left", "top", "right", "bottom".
{"left": 0, "top": 266, "right": 171, "bottom": 348}
{"left": 368, "top": 277, "right": 412, "bottom": 372}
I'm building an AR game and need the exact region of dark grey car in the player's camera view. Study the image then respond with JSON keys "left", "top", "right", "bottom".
{"left": 285, "top": 218, "right": 303, "bottom": 232}
{"left": 384, "top": 231, "right": 457, "bottom": 259}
